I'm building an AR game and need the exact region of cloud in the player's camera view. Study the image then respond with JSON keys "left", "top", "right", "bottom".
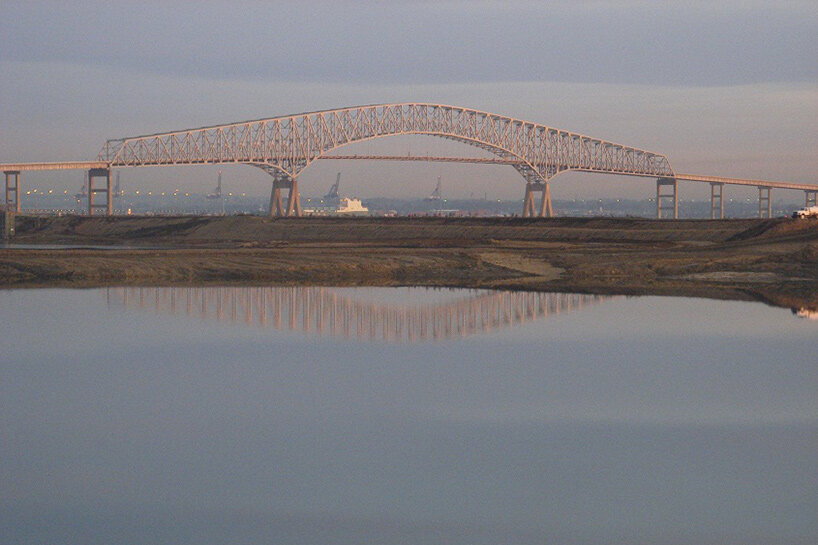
{"left": 1, "top": 1, "right": 816, "bottom": 86}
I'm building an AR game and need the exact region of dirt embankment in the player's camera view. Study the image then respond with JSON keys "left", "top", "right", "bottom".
{"left": 3, "top": 215, "right": 818, "bottom": 310}
{"left": 11, "top": 214, "right": 782, "bottom": 246}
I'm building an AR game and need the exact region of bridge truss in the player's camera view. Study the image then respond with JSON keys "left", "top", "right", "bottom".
{"left": 94, "top": 103, "right": 675, "bottom": 217}
{"left": 3, "top": 103, "right": 816, "bottom": 218}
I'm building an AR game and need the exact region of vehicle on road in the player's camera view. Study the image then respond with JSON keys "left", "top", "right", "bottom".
{"left": 792, "top": 206, "right": 818, "bottom": 218}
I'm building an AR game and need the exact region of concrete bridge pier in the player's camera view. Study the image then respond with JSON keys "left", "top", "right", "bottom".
{"left": 656, "top": 177, "right": 678, "bottom": 219}
{"left": 806, "top": 190, "right": 817, "bottom": 208}
{"left": 758, "top": 186, "right": 772, "bottom": 218}
{"left": 521, "top": 181, "right": 552, "bottom": 218}
{"left": 268, "top": 173, "right": 302, "bottom": 217}
{"left": 710, "top": 182, "right": 725, "bottom": 219}
{"left": 4, "top": 171, "right": 21, "bottom": 213}
{"left": 87, "top": 168, "right": 112, "bottom": 216}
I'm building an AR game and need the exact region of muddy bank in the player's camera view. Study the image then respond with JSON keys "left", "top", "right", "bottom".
{"left": 3, "top": 215, "right": 818, "bottom": 310}
{"left": 10, "top": 214, "right": 802, "bottom": 246}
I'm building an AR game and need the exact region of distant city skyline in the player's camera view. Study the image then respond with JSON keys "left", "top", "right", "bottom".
{"left": 1, "top": 1, "right": 816, "bottom": 201}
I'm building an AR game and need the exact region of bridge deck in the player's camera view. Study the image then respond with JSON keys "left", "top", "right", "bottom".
{"left": 1, "top": 161, "right": 108, "bottom": 172}
{"left": 319, "top": 156, "right": 817, "bottom": 190}
{"left": 675, "top": 173, "right": 818, "bottom": 192}
{"left": 3, "top": 160, "right": 816, "bottom": 193}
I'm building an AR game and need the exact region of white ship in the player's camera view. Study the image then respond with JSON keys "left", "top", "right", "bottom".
{"left": 336, "top": 197, "right": 369, "bottom": 215}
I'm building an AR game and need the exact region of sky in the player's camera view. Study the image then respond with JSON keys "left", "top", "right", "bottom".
{"left": 1, "top": 0, "right": 816, "bottom": 200}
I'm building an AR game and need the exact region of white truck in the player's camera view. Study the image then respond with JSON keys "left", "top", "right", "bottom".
{"left": 792, "top": 206, "right": 818, "bottom": 218}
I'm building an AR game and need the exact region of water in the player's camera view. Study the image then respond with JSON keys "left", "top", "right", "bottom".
{"left": 1, "top": 287, "right": 816, "bottom": 545}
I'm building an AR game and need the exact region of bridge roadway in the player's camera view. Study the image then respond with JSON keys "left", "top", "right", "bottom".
{"left": 2, "top": 103, "right": 816, "bottom": 218}
{"left": 2, "top": 157, "right": 816, "bottom": 191}
{"left": 3, "top": 157, "right": 816, "bottom": 219}
{"left": 315, "top": 155, "right": 818, "bottom": 218}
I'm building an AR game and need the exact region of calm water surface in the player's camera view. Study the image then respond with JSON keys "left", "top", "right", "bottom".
{"left": 1, "top": 287, "right": 816, "bottom": 545}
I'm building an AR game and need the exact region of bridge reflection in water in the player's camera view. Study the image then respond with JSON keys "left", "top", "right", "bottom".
{"left": 107, "top": 287, "right": 609, "bottom": 342}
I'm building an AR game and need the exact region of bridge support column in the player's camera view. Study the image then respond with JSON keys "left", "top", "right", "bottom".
{"left": 268, "top": 173, "right": 302, "bottom": 217}
{"left": 87, "top": 168, "right": 112, "bottom": 216}
{"left": 522, "top": 181, "right": 552, "bottom": 218}
{"left": 806, "top": 190, "right": 817, "bottom": 208}
{"left": 4, "top": 171, "right": 21, "bottom": 213}
{"left": 656, "top": 177, "right": 677, "bottom": 219}
{"left": 758, "top": 186, "right": 772, "bottom": 218}
{"left": 710, "top": 182, "right": 724, "bottom": 219}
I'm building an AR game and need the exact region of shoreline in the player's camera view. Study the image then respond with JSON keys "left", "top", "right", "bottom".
{"left": 2, "top": 215, "right": 817, "bottom": 311}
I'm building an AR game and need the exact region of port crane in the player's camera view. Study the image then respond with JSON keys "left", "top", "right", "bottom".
{"left": 323, "top": 172, "right": 341, "bottom": 205}
{"left": 206, "top": 170, "right": 222, "bottom": 200}
{"left": 425, "top": 176, "right": 443, "bottom": 201}
{"left": 74, "top": 172, "right": 88, "bottom": 202}
{"left": 113, "top": 171, "right": 123, "bottom": 199}
{"left": 206, "top": 170, "right": 225, "bottom": 214}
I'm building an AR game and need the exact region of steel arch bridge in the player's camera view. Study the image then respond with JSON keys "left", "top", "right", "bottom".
{"left": 6, "top": 102, "right": 815, "bottom": 219}
{"left": 95, "top": 103, "right": 675, "bottom": 217}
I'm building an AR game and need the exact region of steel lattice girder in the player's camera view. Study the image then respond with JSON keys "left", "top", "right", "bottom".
{"left": 97, "top": 103, "right": 675, "bottom": 182}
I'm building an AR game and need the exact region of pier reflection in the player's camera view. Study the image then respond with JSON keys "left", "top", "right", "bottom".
{"left": 107, "top": 287, "right": 609, "bottom": 342}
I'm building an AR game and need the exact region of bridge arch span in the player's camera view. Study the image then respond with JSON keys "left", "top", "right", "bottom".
{"left": 254, "top": 129, "right": 539, "bottom": 183}
{"left": 97, "top": 103, "right": 675, "bottom": 216}
{"left": 249, "top": 127, "right": 543, "bottom": 216}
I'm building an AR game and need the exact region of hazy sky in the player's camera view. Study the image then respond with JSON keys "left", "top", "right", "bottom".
{"left": 1, "top": 1, "right": 816, "bottom": 199}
